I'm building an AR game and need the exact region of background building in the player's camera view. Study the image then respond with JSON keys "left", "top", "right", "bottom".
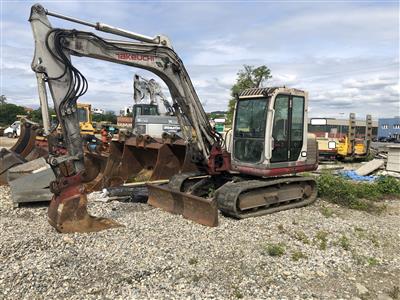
{"left": 308, "top": 118, "right": 378, "bottom": 139}
{"left": 378, "top": 116, "right": 400, "bottom": 140}
{"left": 91, "top": 107, "right": 105, "bottom": 115}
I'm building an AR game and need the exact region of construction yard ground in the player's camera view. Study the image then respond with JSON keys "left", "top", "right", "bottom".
{"left": 0, "top": 185, "right": 399, "bottom": 299}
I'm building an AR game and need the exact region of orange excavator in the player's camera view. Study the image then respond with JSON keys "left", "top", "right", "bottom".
{"left": 29, "top": 4, "right": 318, "bottom": 232}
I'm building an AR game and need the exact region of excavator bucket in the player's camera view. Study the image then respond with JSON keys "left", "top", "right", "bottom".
{"left": 83, "top": 135, "right": 198, "bottom": 191}
{"left": 0, "top": 149, "right": 26, "bottom": 185}
{"left": 147, "top": 183, "right": 218, "bottom": 227}
{"left": 0, "top": 120, "right": 48, "bottom": 185}
{"left": 48, "top": 176, "right": 122, "bottom": 233}
{"left": 120, "top": 135, "right": 184, "bottom": 181}
{"left": 9, "top": 120, "right": 39, "bottom": 158}
{"left": 84, "top": 141, "right": 125, "bottom": 192}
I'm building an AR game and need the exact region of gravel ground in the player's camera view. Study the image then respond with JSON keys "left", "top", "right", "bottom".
{"left": 0, "top": 136, "right": 17, "bottom": 149}
{"left": 0, "top": 185, "right": 399, "bottom": 299}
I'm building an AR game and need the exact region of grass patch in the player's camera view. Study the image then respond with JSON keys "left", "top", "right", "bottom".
{"left": 316, "top": 173, "right": 400, "bottom": 213}
{"left": 320, "top": 206, "right": 334, "bottom": 218}
{"left": 188, "top": 258, "right": 198, "bottom": 265}
{"left": 233, "top": 289, "right": 244, "bottom": 299}
{"left": 367, "top": 257, "right": 379, "bottom": 266}
{"left": 339, "top": 235, "right": 350, "bottom": 251}
{"left": 315, "top": 230, "right": 329, "bottom": 250}
{"left": 352, "top": 252, "right": 379, "bottom": 266}
{"left": 264, "top": 243, "right": 286, "bottom": 257}
{"left": 292, "top": 250, "right": 307, "bottom": 261}
{"left": 354, "top": 227, "right": 380, "bottom": 247}
{"left": 292, "top": 230, "right": 310, "bottom": 244}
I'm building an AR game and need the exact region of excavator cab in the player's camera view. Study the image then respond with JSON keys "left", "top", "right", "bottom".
{"left": 231, "top": 87, "right": 317, "bottom": 176}
{"left": 131, "top": 103, "right": 159, "bottom": 128}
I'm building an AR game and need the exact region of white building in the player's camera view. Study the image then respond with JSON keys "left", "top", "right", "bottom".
{"left": 91, "top": 107, "right": 106, "bottom": 115}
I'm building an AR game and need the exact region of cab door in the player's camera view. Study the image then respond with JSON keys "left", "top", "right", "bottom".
{"left": 270, "top": 94, "right": 305, "bottom": 163}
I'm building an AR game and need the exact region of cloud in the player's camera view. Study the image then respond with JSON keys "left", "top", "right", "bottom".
{"left": 0, "top": 1, "right": 398, "bottom": 119}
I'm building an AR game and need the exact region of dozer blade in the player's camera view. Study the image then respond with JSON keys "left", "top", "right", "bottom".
{"left": 147, "top": 183, "right": 218, "bottom": 227}
{"left": 48, "top": 179, "right": 122, "bottom": 233}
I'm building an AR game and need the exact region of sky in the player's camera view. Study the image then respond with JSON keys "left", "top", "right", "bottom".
{"left": 0, "top": 0, "right": 399, "bottom": 119}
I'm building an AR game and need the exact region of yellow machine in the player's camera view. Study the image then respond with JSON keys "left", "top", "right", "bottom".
{"left": 316, "top": 137, "right": 338, "bottom": 160}
{"left": 77, "top": 103, "right": 95, "bottom": 135}
{"left": 51, "top": 103, "right": 95, "bottom": 135}
{"left": 336, "top": 113, "right": 372, "bottom": 160}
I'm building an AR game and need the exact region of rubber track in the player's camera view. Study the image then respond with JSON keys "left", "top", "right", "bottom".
{"left": 168, "top": 172, "right": 206, "bottom": 191}
{"left": 215, "top": 176, "right": 317, "bottom": 219}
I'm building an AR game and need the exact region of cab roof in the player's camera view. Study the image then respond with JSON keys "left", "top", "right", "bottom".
{"left": 239, "top": 87, "right": 306, "bottom": 99}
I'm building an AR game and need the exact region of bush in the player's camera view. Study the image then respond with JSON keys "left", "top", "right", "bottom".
{"left": 376, "top": 176, "right": 400, "bottom": 195}
{"left": 316, "top": 173, "right": 400, "bottom": 213}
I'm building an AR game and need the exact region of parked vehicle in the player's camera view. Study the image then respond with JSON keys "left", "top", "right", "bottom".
{"left": 3, "top": 121, "right": 21, "bottom": 138}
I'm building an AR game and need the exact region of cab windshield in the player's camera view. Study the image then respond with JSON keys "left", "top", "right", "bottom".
{"left": 77, "top": 108, "right": 88, "bottom": 123}
{"left": 234, "top": 98, "right": 268, "bottom": 138}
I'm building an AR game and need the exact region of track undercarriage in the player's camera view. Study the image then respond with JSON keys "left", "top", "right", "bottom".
{"left": 147, "top": 172, "right": 317, "bottom": 227}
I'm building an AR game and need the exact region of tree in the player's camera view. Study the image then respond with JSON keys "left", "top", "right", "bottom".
{"left": 0, "top": 95, "right": 7, "bottom": 105}
{"left": 92, "top": 111, "right": 117, "bottom": 124}
{"left": 0, "top": 103, "right": 26, "bottom": 126}
{"left": 29, "top": 107, "right": 56, "bottom": 124}
{"left": 226, "top": 65, "right": 272, "bottom": 124}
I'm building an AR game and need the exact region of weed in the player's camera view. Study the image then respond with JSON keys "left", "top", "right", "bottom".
{"left": 354, "top": 227, "right": 380, "bottom": 247}
{"left": 389, "top": 285, "right": 400, "bottom": 299}
{"left": 277, "top": 224, "right": 285, "bottom": 233}
{"left": 368, "top": 234, "right": 380, "bottom": 247}
{"left": 320, "top": 206, "right": 334, "bottom": 218}
{"left": 265, "top": 243, "right": 286, "bottom": 257}
{"left": 367, "top": 257, "right": 379, "bottom": 266}
{"left": 352, "top": 252, "right": 379, "bottom": 266}
{"left": 315, "top": 230, "right": 329, "bottom": 250}
{"left": 293, "top": 230, "right": 310, "bottom": 244}
{"left": 188, "top": 258, "right": 198, "bottom": 265}
{"left": 233, "top": 289, "right": 244, "bottom": 299}
{"left": 292, "top": 250, "right": 307, "bottom": 261}
{"left": 339, "top": 235, "right": 350, "bottom": 251}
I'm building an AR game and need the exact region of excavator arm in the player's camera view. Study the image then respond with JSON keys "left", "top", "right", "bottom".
{"left": 30, "top": 4, "right": 221, "bottom": 170}
{"left": 29, "top": 4, "right": 228, "bottom": 232}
